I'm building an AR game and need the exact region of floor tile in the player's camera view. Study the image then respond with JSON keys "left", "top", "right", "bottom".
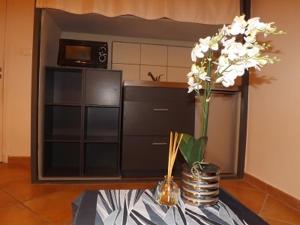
{"left": 220, "top": 179, "right": 261, "bottom": 192}
{"left": 221, "top": 184, "right": 267, "bottom": 213}
{"left": 263, "top": 216, "right": 296, "bottom": 225}
{"left": 260, "top": 196, "right": 300, "bottom": 225}
{"left": 0, "top": 164, "right": 30, "bottom": 187}
{"left": 0, "top": 203, "right": 50, "bottom": 225}
{"left": 0, "top": 189, "right": 19, "bottom": 209}
{"left": 24, "top": 190, "right": 82, "bottom": 225}
{"left": 2, "top": 180, "right": 64, "bottom": 202}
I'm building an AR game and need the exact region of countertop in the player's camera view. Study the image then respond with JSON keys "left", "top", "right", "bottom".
{"left": 123, "top": 80, "right": 241, "bottom": 92}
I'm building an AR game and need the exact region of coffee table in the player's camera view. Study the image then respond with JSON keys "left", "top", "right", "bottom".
{"left": 72, "top": 189, "right": 267, "bottom": 225}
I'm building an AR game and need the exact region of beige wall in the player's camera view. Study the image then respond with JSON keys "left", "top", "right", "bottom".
{"left": 2, "top": 0, "right": 34, "bottom": 158}
{"left": 247, "top": 0, "right": 300, "bottom": 199}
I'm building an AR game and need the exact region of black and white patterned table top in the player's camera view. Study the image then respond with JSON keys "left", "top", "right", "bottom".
{"left": 72, "top": 189, "right": 267, "bottom": 225}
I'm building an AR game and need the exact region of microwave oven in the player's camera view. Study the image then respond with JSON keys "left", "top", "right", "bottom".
{"left": 57, "top": 39, "right": 108, "bottom": 68}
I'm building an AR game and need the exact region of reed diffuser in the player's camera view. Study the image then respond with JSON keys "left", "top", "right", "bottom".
{"left": 155, "top": 131, "right": 183, "bottom": 206}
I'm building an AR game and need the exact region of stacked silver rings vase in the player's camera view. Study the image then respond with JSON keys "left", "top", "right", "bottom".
{"left": 181, "top": 163, "right": 220, "bottom": 206}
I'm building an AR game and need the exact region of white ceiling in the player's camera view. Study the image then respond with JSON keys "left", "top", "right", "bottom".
{"left": 47, "top": 9, "right": 222, "bottom": 42}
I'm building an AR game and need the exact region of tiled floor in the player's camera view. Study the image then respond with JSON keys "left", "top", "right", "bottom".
{"left": 0, "top": 162, "right": 299, "bottom": 225}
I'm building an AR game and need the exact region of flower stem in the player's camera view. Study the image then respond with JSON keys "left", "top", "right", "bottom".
{"left": 201, "top": 51, "right": 213, "bottom": 159}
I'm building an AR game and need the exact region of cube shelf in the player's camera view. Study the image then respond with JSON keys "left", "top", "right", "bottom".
{"left": 85, "top": 143, "right": 119, "bottom": 176}
{"left": 85, "top": 107, "right": 119, "bottom": 140}
{"left": 44, "top": 105, "right": 81, "bottom": 140}
{"left": 43, "top": 142, "right": 80, "bottom": 177}
{"left": 42, "top": 67, "right": 122, "bottom": 179}
{"left": 45, "top": 68, "right": 82, "bottom": 104}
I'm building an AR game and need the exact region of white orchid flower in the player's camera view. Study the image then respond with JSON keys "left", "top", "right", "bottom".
{"left": 243, "top": 58, "right": 259, "bottom": 69}
{"left": 221, "top": 37, "right": 236, "bottom": 48}
{"left": 217, "top": 55, "right": 229, "bottom": 66}
{"left": 246, "top": 17, "right": 261, "bottom": 34}
{"left": 216, "top": 72, "right": 236, "bottom": 87}
{"left": 246, "top": 45, "right": 260, "bottom": 57}
{"left": 187, "top": 64, "right": 209, "bottom": 81}
{"left": 191, "top": 49, "right": 197, "bottom": 62}
{"left": 231, "top": 63, "right": 245, "bottom": 76}
{"left": 230, "top": 15, "right": 247, "bottom": 35}
{"left": 187, "top": 16, "right": 282, "bottom": 94}
{"left": 210, "top": 41, "right": 219, "bottom": 51}
{"left": 220, "top": 76, "right": 236, "bottom": 87}
{"left": 217, "top": 63, "right": 245, "bottom": 87}
{"left": 244, "top": 34, "right": 256, "bottom": 44}
{"left": 187, "top": 76, "right": 202, "bottom": 93}
{"left": 256, "top": 57, "right": 269, "bottom": 67}
{"left": 199, "top": 36, "right": 211, "bottom": 53}
{"left": 263, "top": 23, "right": 277, "bottom": 36}
{"left": 219, "top": 25, "right": 230, "bottom": 36}
{"left": 187, "top": 64, "right": 200, "bottom": 77}
{"left": 223, "top": 42, "right": 247, "bottom": 61}
{"left": 188, "top": 76, "right": 195, "bottom": 86}
{"left": 197, "top": 67, "right": 209, "bottom": 81}
{"left": 191, "top": 44, "right": 204, "bottom": 61}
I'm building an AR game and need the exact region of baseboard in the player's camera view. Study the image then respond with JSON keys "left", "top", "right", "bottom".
{"left": 244, "top": 173, "right": 300, "bottom": 212}
{"left": 7, "top": 156, "right": 31, "bottom": 166}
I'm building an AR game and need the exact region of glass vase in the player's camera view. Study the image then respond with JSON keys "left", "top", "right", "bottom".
{"left": 155, "top": 176, "right": 180, "bottom": 206}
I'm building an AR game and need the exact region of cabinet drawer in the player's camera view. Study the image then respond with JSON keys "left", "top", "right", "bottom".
{"left": 124, "top": 86, "right": 194, "bottom": 103}
{"left": 123, "top": 101, "right": 194, "bottom": 135}
{"left": 122, "top": 136, "right": 184, "bottom": 177}
{"left": 122, "top": 136, "right": 168, "bottom": 173}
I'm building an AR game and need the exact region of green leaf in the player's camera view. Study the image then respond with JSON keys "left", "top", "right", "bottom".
{"left": 179, "top": 134, "right": 208, "bottom": 168}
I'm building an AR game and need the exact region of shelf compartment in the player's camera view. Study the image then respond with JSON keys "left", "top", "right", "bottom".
{"left": 84, "top": 143, "right": 119, "bottom": 176}
{"left": 43, "top": 142, "right": 80, "bottom": 177}
{"left": 85, "top": 107, "right": 119, "bottom": 139}
{"left": 44, "top": 106, "right": 81, "bottom": 140}
{"left": 45, "top": 68, "right": 82, "bottom": 104}
{"left": 85, "top": 69, "right": 121, "bottom": 106}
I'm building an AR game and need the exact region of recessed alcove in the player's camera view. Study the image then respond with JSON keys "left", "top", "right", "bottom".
{"left": 35, "top": 8, "right": 242, "bottom": 181}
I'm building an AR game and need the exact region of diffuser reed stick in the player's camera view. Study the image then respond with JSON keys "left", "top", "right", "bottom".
{"left": 167, "top": 131, "right": 183, "bottom": 180}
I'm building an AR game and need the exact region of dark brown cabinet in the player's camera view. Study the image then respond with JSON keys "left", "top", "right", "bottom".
{"left": 42, "top": 67, "right": 122, "bottom": 178}
{"left": 122, "top": 84, "right": 195, "bottom": 177}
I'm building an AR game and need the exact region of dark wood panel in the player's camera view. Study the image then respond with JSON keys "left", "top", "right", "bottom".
{"left": 85, "top": 69, "right": 121, "bottom": 106}
{"left": 122, "top": 136, "right": 169, "bottom": 175}
{"left": 123, "top": 101, "right": 194, "bottom": 135}
{"left": 122, "top": 136, "right": 184, "bottom": 177}
{"left": 124, "top": 86, "right": 194, "bottom": 102}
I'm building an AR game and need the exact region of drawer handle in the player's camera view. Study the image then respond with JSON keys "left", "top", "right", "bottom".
{"left": 153, "top": 108, "right": 169, "bottom": 112}
{"left": 152, "top": 142, "right": 168, "bottom": 146}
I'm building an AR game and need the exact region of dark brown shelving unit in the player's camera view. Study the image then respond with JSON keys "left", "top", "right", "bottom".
{"left": 42, "top": 67, "right": 122, "bottom": 179}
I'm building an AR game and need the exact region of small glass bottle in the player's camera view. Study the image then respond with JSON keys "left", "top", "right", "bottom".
{"left": 155, "top": 176, "right": 180, "bottom": 206}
